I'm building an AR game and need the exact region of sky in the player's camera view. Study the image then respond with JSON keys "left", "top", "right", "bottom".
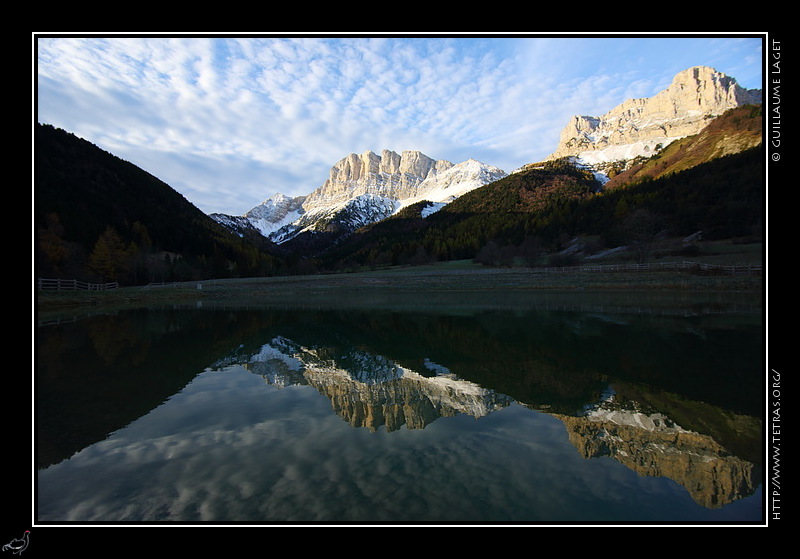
{"left": 35, "top": 33, "right": 765, "bottom": 216}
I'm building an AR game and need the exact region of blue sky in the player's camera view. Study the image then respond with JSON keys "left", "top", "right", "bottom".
{"left": 35, "top": 33, "right": 765, "bottom": 215}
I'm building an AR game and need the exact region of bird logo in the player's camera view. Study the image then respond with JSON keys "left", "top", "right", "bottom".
{"left": 2, "top": 531, "right": 29, "bottom": 555}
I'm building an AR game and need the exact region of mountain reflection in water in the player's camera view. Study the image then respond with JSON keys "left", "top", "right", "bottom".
{"left": 36, "top": 295, "right": 763, "bottom": 523}
{"left": 227, "top": 332, "right": 759, "bottom": 510}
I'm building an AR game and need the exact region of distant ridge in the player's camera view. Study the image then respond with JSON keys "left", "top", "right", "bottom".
{"left": 35, "top": 123, "right": 283, "bottom": 283}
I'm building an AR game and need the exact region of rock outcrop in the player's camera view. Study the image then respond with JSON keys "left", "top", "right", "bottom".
{"left": 548, "top": 66, "right": 762, "bottom": 166}
{"left": 303, "top": 149, "right": 455, "bottom": 211}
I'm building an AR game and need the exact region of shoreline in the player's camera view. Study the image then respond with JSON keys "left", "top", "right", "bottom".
{"left": 35, "top": 264, "right": 763, "bottom": 321}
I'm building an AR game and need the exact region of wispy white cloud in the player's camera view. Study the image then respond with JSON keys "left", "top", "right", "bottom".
{"left": 35, "top": 34, "right": 764, "bottom": 215}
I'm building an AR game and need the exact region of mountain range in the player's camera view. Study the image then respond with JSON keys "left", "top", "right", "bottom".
{"left": 34, "top": 65, "right": 764, "bottom": 284}
{"left": 211, "top": 65, "right": 762, "bottom": 253}
{"left": 210, "top": 151, "right": 507, "bottom": 250}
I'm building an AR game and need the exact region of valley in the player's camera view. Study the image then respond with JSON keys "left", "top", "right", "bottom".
{"left": 37, "top": 238, "right": 761, "bottom": 322}
{"left": 33, "top": 38, "right": 770, "bottom": 529}
{"left": 35, "top": 65, "right": 765, "bottom": 290}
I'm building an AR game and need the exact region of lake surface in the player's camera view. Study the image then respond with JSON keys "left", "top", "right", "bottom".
{"left": 36, "top": 292, "right": 764, "bottom": 524}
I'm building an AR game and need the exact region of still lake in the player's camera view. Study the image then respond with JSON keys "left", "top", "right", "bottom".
{"left": 36, "top": 291, "right": 764, "bottom": 524}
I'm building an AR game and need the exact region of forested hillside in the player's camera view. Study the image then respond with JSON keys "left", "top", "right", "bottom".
{"left": 318, "top": 137, "right": 763, "bottom": 271}
{"left": 34, "top": 103, "right": 764, "bottom": 284}
{"left": 321, "top": 159, "right": 602, "bottom": 269}
{"left": 35, "top": 123, "right": 283, "bottom": 284}
{"left": 290, "top": 104, "right": 764, "bottom": 272}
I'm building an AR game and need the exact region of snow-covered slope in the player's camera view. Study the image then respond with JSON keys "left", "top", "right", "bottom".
{"left": 270, "top": 193, "right": 401, "bottom": 243}
{"left": 209, "top": 193, "right": 306, "bottom": 240}
{"left": 242, "top": 193, "right": 306, "bottom": 237}
{"left": 395, "top": 158, "right": 507, "bottom": 214}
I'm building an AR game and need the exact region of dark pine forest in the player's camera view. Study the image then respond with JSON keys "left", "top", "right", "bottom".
{"left": 35, "top": 123, "right": 284, "bottom": 284}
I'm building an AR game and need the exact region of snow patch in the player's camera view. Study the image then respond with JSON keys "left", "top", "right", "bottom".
{"left": 576, "top": 137, "right": 682, "bottom": 166}
{"left": 420, "top": 202, "right": 446, "bottom": 218}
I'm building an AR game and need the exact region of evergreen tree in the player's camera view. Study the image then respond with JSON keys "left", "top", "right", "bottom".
{"left": 88, "top": 227, "right": 133, "bottom": 282}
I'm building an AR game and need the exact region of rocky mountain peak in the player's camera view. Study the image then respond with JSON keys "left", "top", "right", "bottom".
{"left": 547, "top": 65, "right": 762, "bottom": 166}
{"left": 212, "top": 149, "right": 506, "bottom": 246}
{"left": 302, "top": 149, "right": 454, "bottom": 211}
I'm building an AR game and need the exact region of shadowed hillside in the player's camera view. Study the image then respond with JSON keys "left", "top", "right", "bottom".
{"left": 35, "top": 124, "right": 284, "bottom": 284}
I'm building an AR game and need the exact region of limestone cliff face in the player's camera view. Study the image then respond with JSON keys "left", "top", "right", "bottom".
{"left": 212, "top": 148, "right": 506, "bottom": 245}
{"left": 548, "top": 66, "right": 762, "bottom": 165}
{"left": 303, "top": 149, "right": 454, "bottom": 211}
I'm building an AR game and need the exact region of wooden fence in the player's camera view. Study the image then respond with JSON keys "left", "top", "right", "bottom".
{"left": 138, "top": 282, "right": 180, "bottom": 289}
{"left": 37, "top": 278, "right": 119, "bottom": 291}
{"left": 536, "top": 261, "right": 762, "bottom": 275}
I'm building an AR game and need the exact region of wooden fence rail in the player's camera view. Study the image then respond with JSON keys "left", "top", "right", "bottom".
{"left": 37, "top": 278, "right": 119, "bottom": 291}
{"left": 537, "top": 261, "right": 762, "bottom": 274}
{"left": 139, "top": 282, "right": 177, "bottom": 290}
